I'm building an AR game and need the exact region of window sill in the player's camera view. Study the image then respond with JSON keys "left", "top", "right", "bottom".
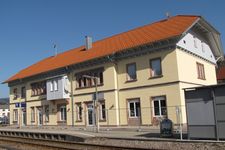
{"left": 99, "top": 119, "right": 106, "bottom": 122}
{"left": 31, "top": 94, "right": 46, "bottom": 97}
{"left": 76, "top": 83, "right": 104, "bottom": 90}
{"left": 198, "top": 77, "right": 206, "bottom": 80}
{"left": 148, "top": 75, "right": 163, "bottom": 80}
{"left": 57, "top": 121, "right": 67, "bottom": 123}
{"left": 75, "top": 120, "right": 82, "bottom": 122}
{"left": 125, "top": 79, "right": 137, "bottom": 83}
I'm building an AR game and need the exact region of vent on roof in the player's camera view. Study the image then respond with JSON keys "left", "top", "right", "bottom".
{"left": 85, "top": 36, "right": 92, "bottom": 50}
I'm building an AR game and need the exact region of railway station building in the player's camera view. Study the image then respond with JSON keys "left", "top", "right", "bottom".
{"left": 4, "top": 15, "right": 223, "bottom": 127}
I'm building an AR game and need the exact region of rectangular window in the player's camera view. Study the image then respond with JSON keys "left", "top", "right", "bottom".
{"left": 54, "top": 80, "right": 58, "bottom": 91}
{"left": 99, "top": 102, "right": 106, "bottom": 120}
{"left": 13, "top": 88, "right": 18, "bottom": 100}
{"left": 76, "top": 68, "right": 104, "bottom": 88}
{"left": 13, "top": 109, "right": 18, "bottom": 122}
{"left": 45, "top": 106, "right": 49, "bottom": 122}
{"left": 152, "top": 96, "right": 167, "bottom": 117}
{"left": 128, "top": 99, "right": 140, "bottom": 118}
{"left": 76, "top": 103, "right": 82, "bottom": 121}
{"left": 201, "top": 42, "right": 205, "bottom": 53}
{"left": 194, "top": 36, "right": 198, "bottom": 48}
{"left": 197, "top": 62, "right": 205, "bottom": 80}
{"left": 127, "top": 63, "right": 137, "bottom": 81}
{"left": 31, "top": 107, "right": 35, "bottom": 122}
{"left": 50, "top": 81, "right": 54, "bottom": 91}
{"left": 150, "top": 58, "right": 162, "bottom": 77}
{"left": 21, "top": 86, "right": 26, "bottom": 98}
{"left": 31, "top": 81, "right": 46, "bottom": 96}
{"left": 60, "top": 105, "right": 67, "bottom": 121}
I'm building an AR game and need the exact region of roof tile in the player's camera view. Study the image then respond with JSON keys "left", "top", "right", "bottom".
{"left": 5, "top": 15, "right": 199, "bottom": 83}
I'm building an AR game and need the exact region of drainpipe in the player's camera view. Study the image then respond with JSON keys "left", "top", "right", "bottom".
{"left": 211, "top": 88, "right": 219, "bottom": 141}
{"left": 70, "top": 72, "right": 75, "bottom": 127}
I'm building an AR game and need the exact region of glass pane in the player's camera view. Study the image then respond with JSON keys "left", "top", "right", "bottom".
{"left": 129, "top": 102, "right": 135, "bottom": 117}
{"left": 135, "top": 102, "right": 140, "bottom": 117}
{"left": 151, "top": 59, "right": 161, "bottom": 76}
{"left": 127, "top": 64, "right": 136, "bottom": 80}
{"left": 101, "top": 104, "right": 106, "bottom": 119}
{"left": 154, "top": 101, "right": 160, "bottom": 116}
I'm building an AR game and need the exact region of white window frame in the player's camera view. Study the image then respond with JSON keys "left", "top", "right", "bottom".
{"left": 99, "top": 102, "right": 106, "bottom": 120}
{"left": 128, "top": 99, "right": 140, "bottom": 118}
{"left": 13, "top": 109, "right": 18, "bottom": 122}
{"left": 45, "top": 106, "right": 49, "bottom": 122}
{"left": 54, "top": 80, "right": 58, "bottom": 91}
{"left": 31, "top": 107, "right": 35, "bottom": 122}
{"left": 50, "top": 81, "right": 54, "bottom": 92}
{"left": 76, "top": 104, "right": 82, "bottom": 121}
{"left": 152, "top": 96, "right": 167, "bottom": 117}
{"left": 60, "top": 105, "right": 66, "bottom": 121}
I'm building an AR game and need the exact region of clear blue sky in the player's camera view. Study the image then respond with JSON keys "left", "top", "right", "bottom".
{"left": 0, "top": 0, "right": 224, "bottom": 98}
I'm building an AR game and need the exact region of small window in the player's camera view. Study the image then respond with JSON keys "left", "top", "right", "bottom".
{"left": 152, "top": 96, "right": 167, "bottom": 117}
{"left": 60, "top": 105, "right": 67, "bottom": 121}
{"left": 197, "top": 62, "right": 205, "bottom": 80}
{"left": 13, "top": 109, "right": 18, "bottom": 122}
{"left": 50, "top": 81, "right": 54, "bottom": 91}
{"left": 201, "top": 42, "right": 205, "bottom": 53}
{"left": 76, "top": 103, "right": 82, "bottom": 121}
{"left": 54, "top": 80, "right": 58, "bottom": 91}
{"left": 126, "top": 63, "right": 137, "bottom": 81}
{"left": 128, "top": 99, "right": 140, "bottom": 118}
{"left": 150, "top": 58, "right": 162, "bottom": 77}
{"left": 31, "top": 107, "right": 35, "bottom": 122}
{"left": 194, "top": 36, "right": 198, "bottom": 48}
{"left": 99, "top": 102, "right": 106, "bottom": 120}
{"left": 45, "top": 106, "right": 49, "bottom": 122}
{"left": 13, "top": 88, "right": 18, "bottom": 100}
{"left": 21, "top": 87, "right": 26, "bottom": 98}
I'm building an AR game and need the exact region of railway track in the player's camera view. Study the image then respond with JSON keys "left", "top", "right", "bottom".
{"left": 0, "top": 135, "right": 152, "bottom": 150}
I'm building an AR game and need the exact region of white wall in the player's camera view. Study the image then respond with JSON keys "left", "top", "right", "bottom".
{"left": 177, "top": 30, "right": 216, "bottom": 64}
{"left": 0, "top": 109, "right": 9, "bottom": 118}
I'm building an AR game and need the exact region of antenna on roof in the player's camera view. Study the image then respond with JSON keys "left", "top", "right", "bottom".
{"left": 53, "top": 43, "right": 58, "bottom": 56}
{"left": 166, "top": 12, "right": 171, "bottom": 19}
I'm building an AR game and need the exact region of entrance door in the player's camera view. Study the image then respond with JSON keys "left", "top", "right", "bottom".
{"left": 87, "top": 104, "right": 94, "bottom": 126}
{"left": 22, "top": 110, "right": 26, "bottom": 126}
{"left": 37, "top": 108, "right": 43, "bottom": 126}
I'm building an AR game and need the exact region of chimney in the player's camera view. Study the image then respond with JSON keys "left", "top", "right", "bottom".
{"left": 166, "top": 12, "right": 171, "bottom": 19}
{"left": 85, "top": 36, "right": 92, "bottom": 50}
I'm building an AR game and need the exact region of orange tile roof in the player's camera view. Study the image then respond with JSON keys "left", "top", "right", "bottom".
{"left": 5, "top": 15, "right": 199, "bottom": 83}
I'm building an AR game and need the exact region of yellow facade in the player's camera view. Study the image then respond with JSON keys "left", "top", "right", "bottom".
{"left": 9, "top": 48, "right": 217, "bottom": 127}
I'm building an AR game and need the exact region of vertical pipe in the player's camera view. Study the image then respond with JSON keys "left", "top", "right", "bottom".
{"left": 179, "top": 106, "right": 183, "bottom": 140}
{"left": 95, "top": 77, "right": 99, "bottom": 132}
{"left": 212, "top": 89, "right": 219, "bottom": 141}
{"left": 71, "top": 73, "right": 75, "bottom": 127}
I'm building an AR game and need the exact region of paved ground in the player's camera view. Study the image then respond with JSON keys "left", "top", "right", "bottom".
{"left": 0, "top": 125, "right": 184, "bottom": 140}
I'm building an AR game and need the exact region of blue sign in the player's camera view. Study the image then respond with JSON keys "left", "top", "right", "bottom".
{"left": 15, "top": 102, "right": 26, "bottom": 108}
{"left": 21, "top": 102, "right": 26, "bottom": 108}
{"left": 15, "top": 103, "right": 20, "bottom": 108}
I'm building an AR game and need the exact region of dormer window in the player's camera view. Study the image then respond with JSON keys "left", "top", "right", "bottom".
{"left": 201, "top": 42, "right": 205, "bottom": 53}
{"left": 194, "top": 36, "right": 198, "bottom": 48}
